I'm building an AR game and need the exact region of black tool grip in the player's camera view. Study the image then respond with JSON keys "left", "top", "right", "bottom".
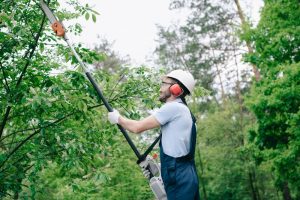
{"left": 85, "top": 72, "right": 141, "bottom": 158}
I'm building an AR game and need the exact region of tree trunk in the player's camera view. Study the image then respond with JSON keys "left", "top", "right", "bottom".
{"left": 197, "top": 146, "right": 208, "bottom": 200}
{"left": 233, "top": 0, "right": 261, "bottom": 81}
{"left": 252, "top": 168, "right": 261, "bottom": 200}
{"left": 248, "top": 171, "right": 258, "bottom": 200}
{"left": 281, "top": 181, "right": 292, "bottom": 200}
{"left": 233, "top": 50, "right": 244, "bottom": 145}
{"left": 13, "top": 176, "right": 22, "bottom": 200}
{"left": 212, "top": 50, "right": 226, "bottom": 103}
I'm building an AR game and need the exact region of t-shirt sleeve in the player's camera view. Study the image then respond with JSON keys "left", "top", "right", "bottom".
{"left": 153, "top": 103, "right": 178, "bottom": 125}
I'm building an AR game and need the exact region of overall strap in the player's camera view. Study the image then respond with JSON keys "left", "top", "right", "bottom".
{"left": 188, "top": 112, "right": 197, "bottom": 159}
{"left": 176, "top": 110, "right": 197, "bottom": 162}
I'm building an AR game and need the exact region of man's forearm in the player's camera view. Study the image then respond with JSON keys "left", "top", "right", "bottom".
{"left": 118, "top": 116, "right": 143, "bottom": 134}
{"left": 118, "top": 115, "right": 161, "bottom": 134}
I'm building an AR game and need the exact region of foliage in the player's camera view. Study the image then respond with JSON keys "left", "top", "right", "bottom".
{"left": 1, "top": 0, "right": 299, "bottom": 199}
{"left": 194, "top": 101, "right": 279, "bottom": 200}
{"left": 155, "top": 0, "right": 243, "bottom": 94}
{"left": 0, "top": 0, "right": 103, "bottom": 197}
{"left": 243, "top": 0, "right": 300, "bottom": 199}
{"left": 246, "top": 63, "right": 300, "bottom": 198}
{"left": 0, "top": 0, "right": 162, "bottom": 199}
{"left": 20, "top": 136, "right": 155, "bottom": 200}
{"left": 154, "top": 0, "right": 281, "bottom": 200}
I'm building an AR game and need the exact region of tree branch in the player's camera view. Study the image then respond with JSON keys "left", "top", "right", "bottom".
{"left": 0, "top": 83, "right": 135, "bottom": 169}
{"left": 0, "top": 112, "right": 72, "bottom": 170}
{"left": 0, "top": 93, "right": 128, "bottom": 144}
{"left": 0, "top": 13, "right": 47, "bottom": 139}
{"left": 0, "top": 62, "right": 11, "bottom": 93}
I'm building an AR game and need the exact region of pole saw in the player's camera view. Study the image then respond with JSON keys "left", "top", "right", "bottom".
{"left": 39, "top": 1, "right": 166, "bottom": 199}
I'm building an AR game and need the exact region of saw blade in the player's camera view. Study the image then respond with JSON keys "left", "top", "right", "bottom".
{"left": 40, "top": 0, "right": 58, "bottom": 24}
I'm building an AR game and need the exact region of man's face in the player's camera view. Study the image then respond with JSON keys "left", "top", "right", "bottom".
{"left": 159, "top": 77, "right": 176, "bottom": 102}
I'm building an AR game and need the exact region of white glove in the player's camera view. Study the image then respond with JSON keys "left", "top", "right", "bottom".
{"left": 141, "top": 166, "right": 151, "bottom": 179}
{"left": 139, "top": 156, "right": 161, "bottom": 179}
{"left": 108, "top": 110, "right": 120, "bottom": 124}
{"left": 139, "top": 158, "right": 151, "bottom": 179}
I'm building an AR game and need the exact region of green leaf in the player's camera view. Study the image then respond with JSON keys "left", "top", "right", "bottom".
{"left": 39, "top": 43, "right": 44, "bottom": 53}
{"left": 92, "top": 14, "right": 96, "bottom": 22}
{"left": 85, "top": 12, "right": 90, "bottom": 20}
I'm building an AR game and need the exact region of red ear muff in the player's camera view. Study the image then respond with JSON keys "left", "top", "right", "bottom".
{"left": 169, "top": 84, "right": 183, "bottom": 96}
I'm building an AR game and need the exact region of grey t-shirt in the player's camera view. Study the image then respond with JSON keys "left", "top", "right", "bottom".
{"left": 153, "top": 98, "right": 193, "bottom": 158}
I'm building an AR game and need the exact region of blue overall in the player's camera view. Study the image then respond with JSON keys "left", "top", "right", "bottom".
{"left": 159, "top": 112, "right": 200, "bottom": 200}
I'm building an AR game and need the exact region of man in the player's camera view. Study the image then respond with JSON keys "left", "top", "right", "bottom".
{"left": 107, "top": 69, "right": 200, "bottom": 200}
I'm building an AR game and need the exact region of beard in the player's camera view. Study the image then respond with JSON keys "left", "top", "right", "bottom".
{"left": 159, "top": 91, "right": 171, "bottom": 103}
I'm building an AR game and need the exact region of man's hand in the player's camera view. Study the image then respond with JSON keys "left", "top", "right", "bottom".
{"left": 139, "top": 158, "right": 151, "bottom": 179}
{"left": 139, "top": 156, "right": 161, "bottom": 179}
{"left": 108, "top": 110, "right": 120, "bottom": 124}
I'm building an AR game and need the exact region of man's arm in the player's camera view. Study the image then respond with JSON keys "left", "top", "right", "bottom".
{"left": 118, "top": 115, "right": 161, "bottom": 134}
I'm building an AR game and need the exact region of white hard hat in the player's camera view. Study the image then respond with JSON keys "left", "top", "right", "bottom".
{"left": 166, "top": 69, "right": 196, "bottom": 94}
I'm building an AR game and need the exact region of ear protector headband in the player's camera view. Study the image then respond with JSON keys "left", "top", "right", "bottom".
{"left": 169, "top": 84, "right": 183, "bottom": 96}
